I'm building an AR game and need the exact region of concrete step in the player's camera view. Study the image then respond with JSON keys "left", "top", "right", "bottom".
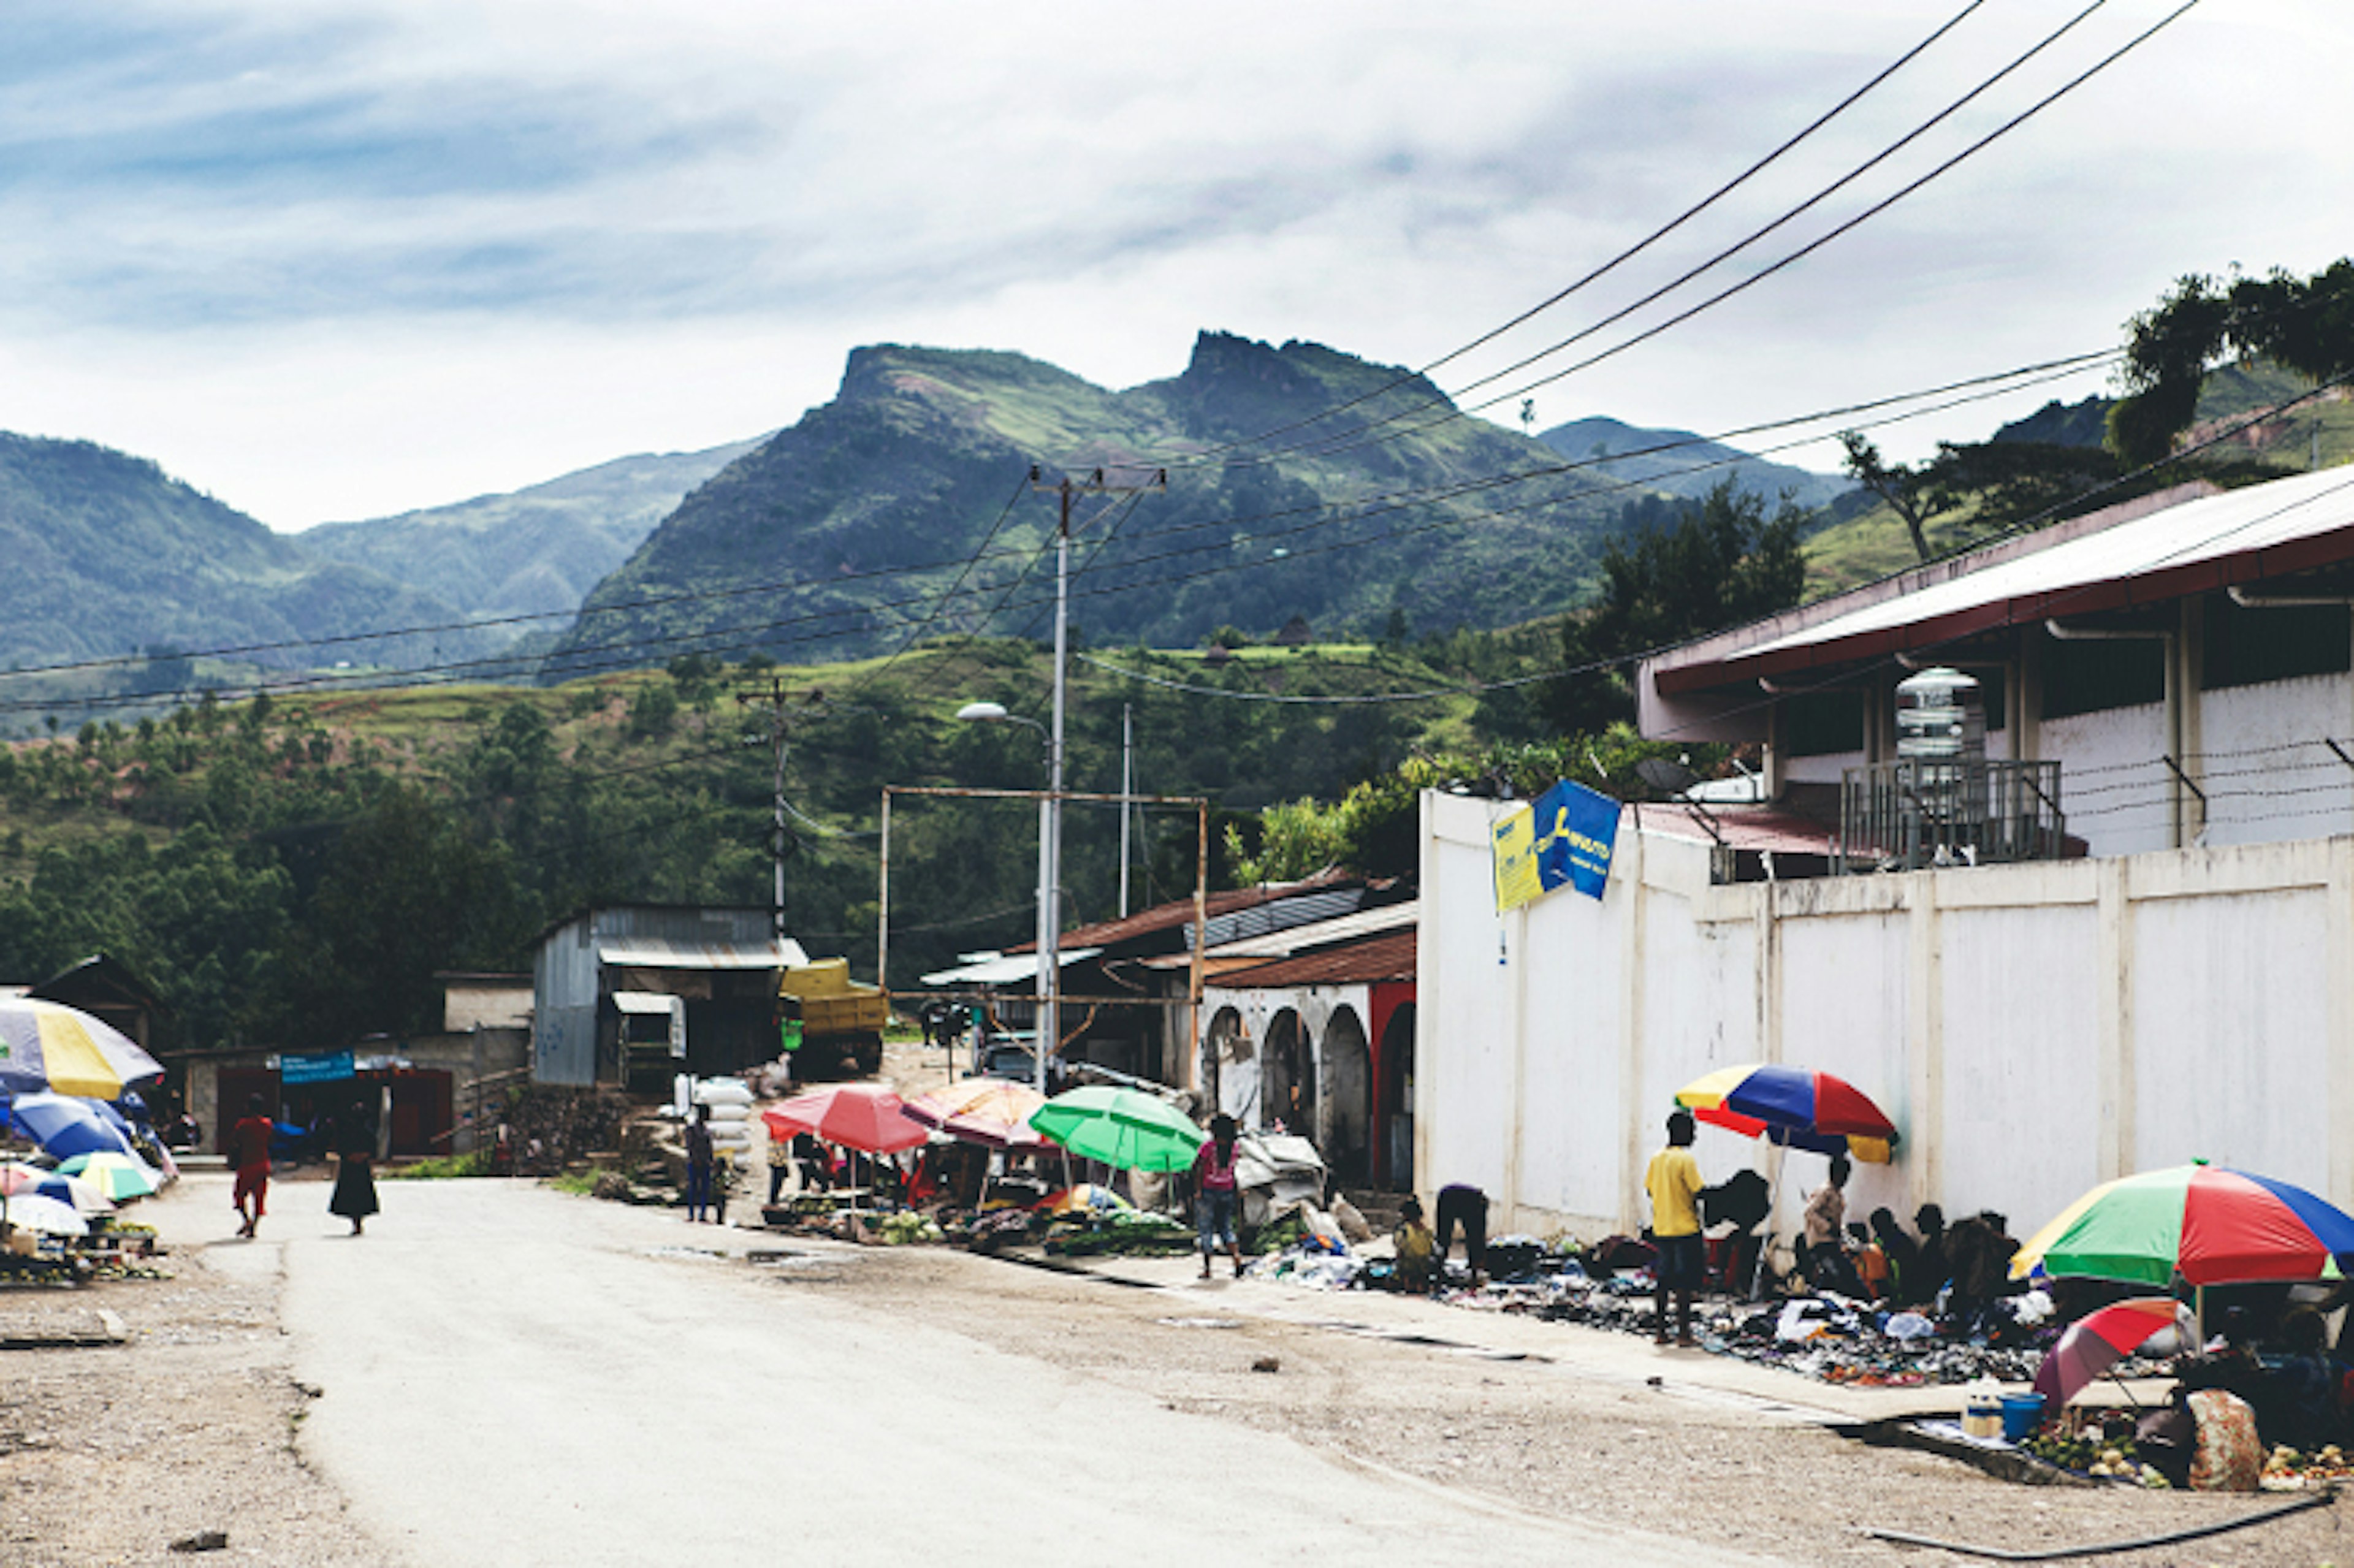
{"left": 1339, "top": 1188, "right": 1411, "bottom": 1232}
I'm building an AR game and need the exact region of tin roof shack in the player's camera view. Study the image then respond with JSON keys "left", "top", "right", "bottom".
{"left": 29, "top": 953, "right": 167, "bottom": 1052}
{"left": 531, "top": 906, "right": 807, "bottom": 1089}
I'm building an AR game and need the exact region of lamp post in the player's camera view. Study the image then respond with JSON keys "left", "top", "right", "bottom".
{"left": 956, "top": 701, "right": 1058, "bottom": 1096}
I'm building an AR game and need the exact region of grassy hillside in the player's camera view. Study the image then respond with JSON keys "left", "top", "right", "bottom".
{"left": 1802, "top": 367, "right": 2354, "bottom": 601}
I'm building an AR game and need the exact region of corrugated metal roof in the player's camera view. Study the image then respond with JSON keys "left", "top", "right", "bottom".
{"left": 1139, "top": 899, "right": 1419, "bottom": 969}
{"left": 1633, "top": 804, "right": 1837, "bottom": 855}
{"left": 1649, "top": 467, "right": 2354, "bottom": 695}
{"left": 611, "top": 991, "right": 680, "bottom": 1015}
{"left": 597, "top": 937, "right": 809, "bottom": 971}
{"left": 1208, "top": 929, "right": 1417, "bottom": 989}
{"left": 1010, "top": 873, "right": 1358, "bottom": 954}
{"left": 919, "top": 947, "right": 1104, "bottom": 986}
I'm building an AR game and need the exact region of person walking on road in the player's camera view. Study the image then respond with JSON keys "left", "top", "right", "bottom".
{"left": 329, "top": 1098, "right": 380, "bottom": 1236}
{"left": 1192, "top": 1113, "right": 1244, "bottom": 1279}
{"left": 1645, "top": 1110, "right": 1706, "bottom": 1347}
{"left": 229, "top": 1094, "right": 274, "bottom": 1239}
{"left": 684, "top": 1105, "right": 716, "bottom": 1223}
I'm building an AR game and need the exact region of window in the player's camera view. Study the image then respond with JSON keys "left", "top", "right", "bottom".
{"left": 2203, "top": 594, "right": 2350, "bottom": 690}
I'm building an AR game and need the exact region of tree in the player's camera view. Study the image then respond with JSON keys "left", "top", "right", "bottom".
{"left": 1840, "top": 432, "right": 1937, "bottom": 561}
{"left": 1545, "top": 480, "right": 1805, "bottom": 734}
{"left": 2109, "top": 259, "right": 2354, "bottom": 465}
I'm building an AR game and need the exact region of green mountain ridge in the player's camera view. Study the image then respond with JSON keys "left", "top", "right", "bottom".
{"left": 541, "top": 333, "right": 1655, "bottom": 676}
{"left": 0, "top": 432, "right": 758, "bottom": 707}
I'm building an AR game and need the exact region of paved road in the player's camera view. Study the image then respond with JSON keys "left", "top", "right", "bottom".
{"left": 252, "top": 1181, "right": 1796, "bottom": 1567}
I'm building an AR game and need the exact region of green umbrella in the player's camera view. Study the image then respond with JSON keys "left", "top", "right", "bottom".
{"left": 1029, "top": 1085, "right": 1206, "bottom": 1173}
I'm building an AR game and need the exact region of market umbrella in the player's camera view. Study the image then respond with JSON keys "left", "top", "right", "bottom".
{"left": 5, "top": 1094, "right": 142, "bottom": 1163}
{"left": 0, "top": 999, "right": 163, "bottom": 1099}
{"left": 902, "top": 1081, "right": 1054, "bottom": 1153}
{"left": 2012, "top": 1162, "right": 2354, "bottom": 1288}
{"left": 0, "top": 1162, "right": 113, "bottom": 1214}
{"left": 2032, "top": 1297, "right": 2193, "bottom": 1411}
{"left": 0, "top": 1192, "right": 88, "bottom": 1237}
{"left": 1030, "top": 1085, "right": 1206, "bottom": 1173}
{"left": 1674, "top": 1063, "right": 1900, "bottom": 1162}
{"left": 760, "top": 1085, "right": 930, "bottom": 1155}
{"left": 56, "top": 1151, "right": 160, "bottom": 1201}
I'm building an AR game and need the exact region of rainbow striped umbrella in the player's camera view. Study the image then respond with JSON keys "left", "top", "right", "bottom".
{"left": 1674, "top": 1063, "right": 1899, "bottom": 1163}
{"left": 2032, "top": 1297, "right": 2192, "bottom": 1410}
{"left": 2013, "top": 1163, "right": 2354, "bottom": 1288}
{"left": 56, "top": 1151, "right": 161, "bottom": 1201}
{"left": 0, "top": 999, "right": 162, "bottom": 1100}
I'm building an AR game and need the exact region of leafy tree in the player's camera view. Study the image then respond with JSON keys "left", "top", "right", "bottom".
{"left": 1840, "top": 432, "right": 2131, "bottom": 560}
{"left": 1545, "top": 480, "right": 1805, "bottom": 734}
{"left": 2110, "top": 259, "right": 2354, "bottom": 464}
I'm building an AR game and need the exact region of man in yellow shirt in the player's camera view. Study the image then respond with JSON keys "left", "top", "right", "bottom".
{"left": 1645, "top": 1109, "right": 1706, "bottom": 1347}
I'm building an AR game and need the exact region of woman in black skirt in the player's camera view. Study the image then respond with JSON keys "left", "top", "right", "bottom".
{"left": 329, "top": 1098, "right": 381, "bottom": 1236}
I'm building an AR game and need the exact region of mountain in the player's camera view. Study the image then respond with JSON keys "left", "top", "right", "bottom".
{"left": 297, "top": 439, "right": 761, "bottom": 630}
{"left": 540, "top": 333, "right": 1642, "bottom": 676}
{"left": 1533, "top": 415, "right": 1851, "bottom": 511}
{"left": 0, "top": 433, "right": 468, "bottom": 674}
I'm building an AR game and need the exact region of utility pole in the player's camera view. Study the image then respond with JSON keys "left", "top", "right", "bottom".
{"left": 1028, "top": 465, "right": 1164, "bottom": 1094}
{"left": 1119, "top": 702, "right": 1134, "bottom": 918}
{"left": 736, "top": 676, "right": 821, "bottom": 945}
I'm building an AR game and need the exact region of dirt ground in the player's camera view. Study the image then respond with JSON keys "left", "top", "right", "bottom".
{"left": 0, "top": 1171, "right": 377, "bottom": 1566}
{"left": 4, "top": 1165, "right": 2347, "bottom": 1567}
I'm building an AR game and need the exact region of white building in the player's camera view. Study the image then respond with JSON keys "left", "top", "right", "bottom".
{"left": 1417, "top": 466, "right": 2354, "bottom": 1244}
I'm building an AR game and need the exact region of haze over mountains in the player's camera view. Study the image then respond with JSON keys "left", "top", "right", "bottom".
{"left": 0, "top": 331, "right": 1854, "bottom": 702}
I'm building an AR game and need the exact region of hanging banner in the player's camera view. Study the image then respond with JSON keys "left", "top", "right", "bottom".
{"left": 1531, "top": 779, "right": 1622, "bottom": 901}
{"left": 1491, "top": 802, "right": 1542, "bottom": 912}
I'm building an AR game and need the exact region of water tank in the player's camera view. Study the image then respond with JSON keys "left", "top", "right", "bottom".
{"left": 1895, "top": 666, "right": 1985, "bottom": 763}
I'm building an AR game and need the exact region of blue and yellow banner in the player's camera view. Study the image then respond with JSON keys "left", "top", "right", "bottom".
{"left": 1532, "top": 779, "right": 1621, "bottom": 901}
{"left": 1493, "top": 781, "right": 1622, "bottom": 910}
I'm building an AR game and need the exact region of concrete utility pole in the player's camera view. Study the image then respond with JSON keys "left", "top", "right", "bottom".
{"left": 1027, "top": 465, "right": 1164, "bottom": 1093}
{"left": 736, "top": 677, "right": 821, "bottom": 944}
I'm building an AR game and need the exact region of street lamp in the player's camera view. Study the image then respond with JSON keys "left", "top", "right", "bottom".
{"left": 957, "top": 700, "right": 1059, "bottom": 1096}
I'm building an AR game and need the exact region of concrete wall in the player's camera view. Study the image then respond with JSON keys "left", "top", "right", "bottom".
{"left": 1415, "top": 789, "right": 2354, "bottom": 1247}
{"left": 444, "top": 983, "right": 531, "bottom": 1033}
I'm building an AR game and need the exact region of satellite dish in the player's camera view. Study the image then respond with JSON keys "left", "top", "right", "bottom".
{"left": 1636, "top": 757, "right": 1701, "bottom": 797}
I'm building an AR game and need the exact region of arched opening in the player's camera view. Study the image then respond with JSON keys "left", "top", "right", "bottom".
{"left": 1206, "top": 1005, "right": 1251, "bottom": 1124}
{"left": 1321, "top": 1005, "right": 1372, "bottom": 1186}
{"left": 1377, "top": 1001, "right": 1416, "bottom": 1189}
{"left": 1261, "top": 1007, "right": 1314, "bottom": 1137}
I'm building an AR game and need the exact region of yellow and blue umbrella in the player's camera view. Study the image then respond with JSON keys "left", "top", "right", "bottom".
{"left": 0, "top": 1000, "right": 162, "bottom": 1100}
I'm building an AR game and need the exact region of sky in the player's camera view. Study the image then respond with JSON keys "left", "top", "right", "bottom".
{"left": 0, "top": 0, "right": 2345, "bottom": 531}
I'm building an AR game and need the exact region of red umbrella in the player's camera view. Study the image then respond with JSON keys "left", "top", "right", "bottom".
{"left": 761, "top": 1085, "right": 929, "bottom": 1155}
{"left": 2031, "top": 1297, "right": 2193, "bottom": 1410}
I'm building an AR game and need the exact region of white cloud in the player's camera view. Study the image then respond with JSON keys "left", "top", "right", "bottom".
{"left": 0, "top": 0, "right": 2344, "bottom": 525}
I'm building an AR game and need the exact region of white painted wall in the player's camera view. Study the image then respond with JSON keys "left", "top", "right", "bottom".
{"left": 1415, "top": 790, "right": 2354, "bottom": 1251}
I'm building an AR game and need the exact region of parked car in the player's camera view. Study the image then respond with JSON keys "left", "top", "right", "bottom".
{"left": 973, "top": 1033, "right": 1066, "bottom": 1092}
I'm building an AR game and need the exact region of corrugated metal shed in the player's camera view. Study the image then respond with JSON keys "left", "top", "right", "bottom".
{"left": 1010, "top": 873, "right": 1358, "bottom": 955}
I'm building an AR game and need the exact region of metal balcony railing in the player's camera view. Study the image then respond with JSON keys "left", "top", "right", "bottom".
{"left": 1834, "top": 757, "right": 2065, "bottom": 874}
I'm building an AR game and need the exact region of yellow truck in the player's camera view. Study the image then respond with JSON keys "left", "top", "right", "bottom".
{"left": 776, "top": 958, "right": 890, "bottom": 1077}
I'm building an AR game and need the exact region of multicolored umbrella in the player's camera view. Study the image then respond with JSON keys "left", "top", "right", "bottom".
{"left": 760, "top": 1085, "right": 930, "bottom": 1155}
{"left": 1674, "top": 1063, "right": 1899, "bottom": 1163}
{"left": 4, "top": 1093, "right": 141, "bottom": 1163}
{"left": 1029, "top": 1085, "right": 1206, "bottom": 1173}
{"left": 0, "top": 1000, "right": 162, "bottom": 1099}
{"left": 902, "top": 1080, "right": 1053, "bottom": 1154}
{"left": 2013, "top": 1163, "right": 2354, "bottom": 1287}
{"left": 0, "top": 1162, "right": 113, "bottom": 1214}
{"left": 2032, "top": 1297, "right": 2193, "bottom": 1410}
{"left": 56, "top": 1151, "right": 160, "bottom": 1201}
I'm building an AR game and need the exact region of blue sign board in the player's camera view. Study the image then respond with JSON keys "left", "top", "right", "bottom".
{"left": 280, "top": 1050, "right": 356, "bottom": 1085}
{"left": 1529, "top": 779, "right": 1621, "bottom": 902}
